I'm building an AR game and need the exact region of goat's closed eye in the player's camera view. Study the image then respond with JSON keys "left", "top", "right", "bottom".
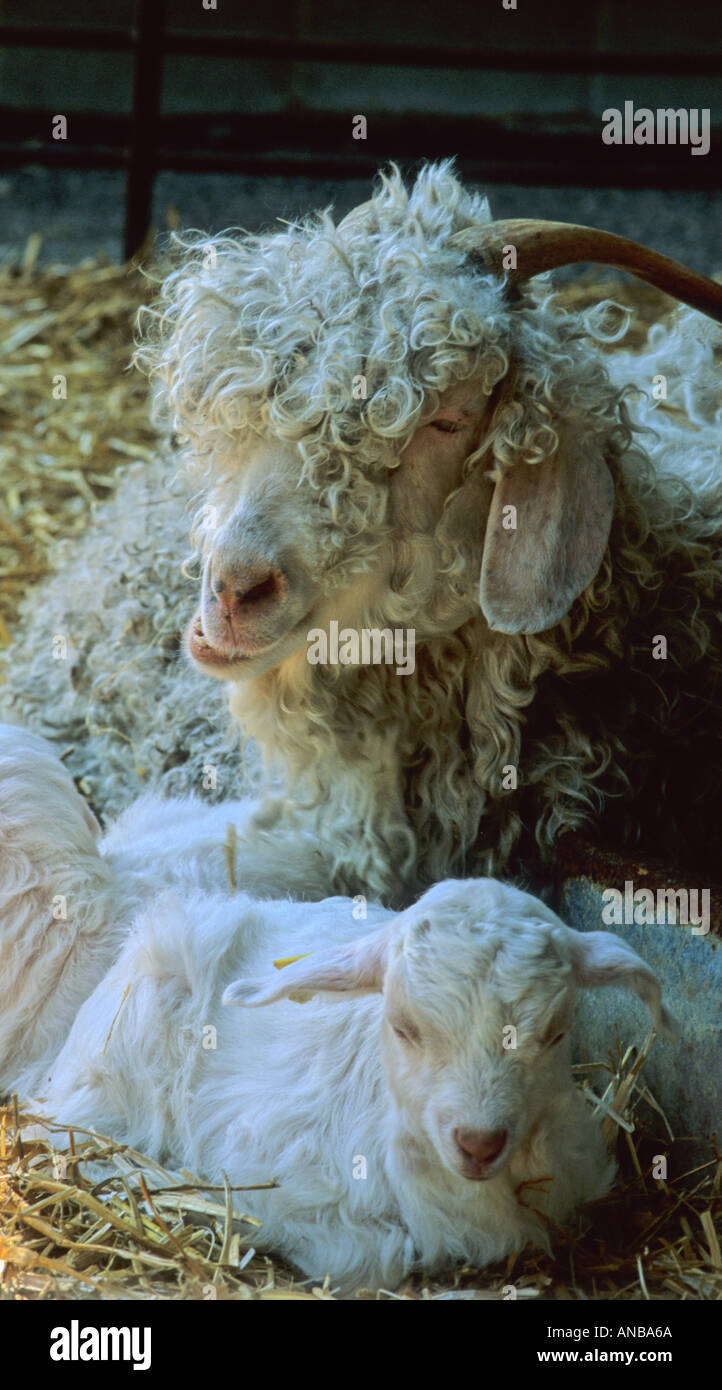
{"left": 546, "top": 1031, "right": 567, "bottom": 1048}
{"left": 389, "top": 1019, "right": 419, "bottom": 1045}
{"left": 428, "top": 419, "right": 462, "bottom": 434}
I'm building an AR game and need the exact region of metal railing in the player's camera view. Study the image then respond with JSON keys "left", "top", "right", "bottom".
{"left": 0, "top": 2, "right": 719, "bottom": 258}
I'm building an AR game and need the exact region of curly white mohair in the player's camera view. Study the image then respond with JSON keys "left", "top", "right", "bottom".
{"left": 2, "top": 161, "right": 721, "bottom": 904}
{"left": 0, "top": 464, "right": 246, "bottom": 820}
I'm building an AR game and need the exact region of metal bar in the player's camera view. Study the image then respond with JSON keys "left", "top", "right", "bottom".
{"left": 158, "top": 34, "right": 722, "bottom": 75}
{"left": 0, "top": 145, "right": 128, "bottom": 169}
{"left": 2, "top": 103, "right": 719, "bottom": 187}
{"left": 150, "top": 149, "right": 722, "bottom": 190}
{"left": 124, "top": 0, "right": 166, "bottom": 259}
{"left": 1, "top": 141, "right": 718, "bottom": 191}
{"left": 0, "top": 24, "right": 718, "bottom": 74}
{"left": 0, "top": 25, "right": 135, "bottom": 52}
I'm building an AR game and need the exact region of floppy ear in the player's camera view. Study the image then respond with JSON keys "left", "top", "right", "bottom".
{"left": 567, "top": 929, "right": 678, "bottom": 1041}
{"left": 479, "top": 414, "right": 615, "bottom": 635}
{"left": 223, "top": 927, "right": 392, "bottom": 1008}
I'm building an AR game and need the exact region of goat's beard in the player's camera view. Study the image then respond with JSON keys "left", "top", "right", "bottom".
{"left": 229, "top": 632, "right": 489, "bottom": 907}
{"left": 386, "top": 535, "right": 481, "bottom": 635}
{"left": 221, "top": 542, "right": 491, "bottom": 905}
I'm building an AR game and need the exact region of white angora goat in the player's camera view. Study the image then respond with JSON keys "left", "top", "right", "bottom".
{"left": 3, "top": 165, "right": 721, "bottom": 909}
{"left": 0, "top": 724, "right": 676, "bottom": 1291}
{"left": 130, "top": 161, "right": 722, "bottom": 905}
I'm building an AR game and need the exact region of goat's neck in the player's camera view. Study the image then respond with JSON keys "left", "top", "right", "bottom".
{"left": 234, "top": 626, "right": 521, "bottom": 900}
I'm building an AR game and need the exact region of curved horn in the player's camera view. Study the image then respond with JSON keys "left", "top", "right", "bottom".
{"left": 452, "top": 220, "right": 722, "bottom": 324}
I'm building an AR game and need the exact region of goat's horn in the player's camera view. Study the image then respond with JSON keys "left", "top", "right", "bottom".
{"left": 452, "top": 221, "right": 722, "bottom": 324}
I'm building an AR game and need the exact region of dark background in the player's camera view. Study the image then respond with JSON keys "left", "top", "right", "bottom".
{"left": 0, "top": 0, "right": 720, "bottom": 267}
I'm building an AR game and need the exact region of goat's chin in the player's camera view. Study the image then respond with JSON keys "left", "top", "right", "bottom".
{"left": 186, "top": 611, "right": 312, "bottom": 681}
{"left": 454, "top": 1158, "right": 506, "bottom": 1183}
{"left": 448, "top": 1150, "right": 511, "bottom": 1184}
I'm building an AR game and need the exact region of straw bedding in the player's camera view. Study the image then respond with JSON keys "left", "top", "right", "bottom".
{"left": 0, "top": 243, "right": 157, "bottom": 648}
{"left": 2, "top": 1042, "right": 719, "bottom": 1301}
{"left": 0, "top": 242, "right": 719, "bottom": 1300}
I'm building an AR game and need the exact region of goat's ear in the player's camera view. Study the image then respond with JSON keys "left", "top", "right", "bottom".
{"left": 222, "top": 928, "right": 391, "bottom": 1008}
{"left": 568, "top": 930, "right": 678, "bottom": 1041}
{"left": 479, "top": 415, "right": 615, "bottom": 635}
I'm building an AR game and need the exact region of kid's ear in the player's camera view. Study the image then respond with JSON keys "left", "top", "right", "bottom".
{"left": 479, "top": 414, "right": 615, "bottom": 635}
{"left": 568, "top": 929, "right": 678, "bottom": 1041}
{"left": 223, "top": 927, "right": 392, "bottom": 1008}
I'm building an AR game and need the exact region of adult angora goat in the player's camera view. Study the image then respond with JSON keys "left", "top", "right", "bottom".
{"left": 6, "top": 163, "right": 721, "bottom": 906}
{"left": 133, "top": 162, "right": 722, "bottom": 903}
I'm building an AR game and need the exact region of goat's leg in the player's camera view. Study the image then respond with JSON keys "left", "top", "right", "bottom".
{"left": 0, "top": 724, "right": 121, "bottom": 1097}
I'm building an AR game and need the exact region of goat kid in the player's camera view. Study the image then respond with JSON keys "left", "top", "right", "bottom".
{"left": 0, "top": 725, "right": 676, "bottom": 1290}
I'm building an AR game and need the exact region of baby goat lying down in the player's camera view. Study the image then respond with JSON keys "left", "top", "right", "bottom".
{"left": 0, "top": 726, "right": 675, "bottom": 1289}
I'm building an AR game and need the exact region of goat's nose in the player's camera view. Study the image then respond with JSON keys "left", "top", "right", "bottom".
{"left": 453, "top": 1127, "right": 507, "bottom": 1165}
{"left": 212, "top": 566, "right": 285, "bottom": 620}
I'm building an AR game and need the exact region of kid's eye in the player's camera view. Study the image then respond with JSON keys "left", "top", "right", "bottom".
{"left": 389, "top": 1020, "right": 419, "bottom": 1044}
{"left": 429, "top": 419, "right": 461, "bottom": 434}
{"left": 547, "top": 1032, "right": 566, "bottom": 1047}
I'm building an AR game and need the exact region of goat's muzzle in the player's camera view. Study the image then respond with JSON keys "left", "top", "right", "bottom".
{"left": 453, "top": 1126, "right": 508, "bottom": 1180}
{"left": 189, "top": 557, "right": 292, "bottom": 667}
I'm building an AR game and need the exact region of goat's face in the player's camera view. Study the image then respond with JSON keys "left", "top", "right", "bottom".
{"left": 187, "top": 375, "right": 493, "bottom": 680}
{"left": 380, "top": 880, "right": 674, "bottom": 1182}
{"left": 146, "top": 162, "right": 706, "bottom": 680}
{"left": 223, "top": 877, "right": 676, "bottom": 1184}
{"left": 380, "top": 888, "right": 578, "bottom": 1182}
{"left": 184, "top": 335, "right": 617, "bottom": 681}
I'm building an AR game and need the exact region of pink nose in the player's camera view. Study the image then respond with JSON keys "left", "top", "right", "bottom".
{"left": 453, "top": 1127, "right": 507, "bottom": 1166}
{"left": 212, "top": 566, "right": 285, "bottom": 621}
